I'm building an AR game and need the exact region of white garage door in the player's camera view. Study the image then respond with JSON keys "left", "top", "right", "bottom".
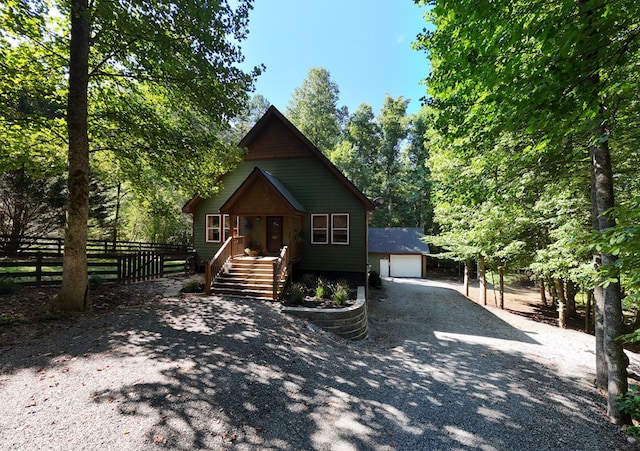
{"left": 390, "top": 254, "right": 422, "bottom": 278}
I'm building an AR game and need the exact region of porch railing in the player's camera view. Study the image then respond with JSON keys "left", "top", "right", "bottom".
{"left": 204, "top": 236, "right": 248, "bottom": 294}
{"left": 273, "top": 245, "right": 291, "bottom": 299}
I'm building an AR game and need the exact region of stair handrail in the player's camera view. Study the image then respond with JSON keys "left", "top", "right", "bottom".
{"left": 204, "top": 236, "right": 247, "bottom": 295}
{"left": 272, "top": 245, "right": 291, "bottom": 299}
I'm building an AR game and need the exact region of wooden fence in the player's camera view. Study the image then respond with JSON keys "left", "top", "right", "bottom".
{"left": 0, "top": 235, "right": 195, "bottom": 287}
{"left": 0, "top": 234, "right": 191, "bottom": 256}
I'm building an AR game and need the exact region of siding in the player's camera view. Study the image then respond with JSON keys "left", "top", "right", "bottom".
{"left": 194, "top": 158, "right": 368, "bottom": 275}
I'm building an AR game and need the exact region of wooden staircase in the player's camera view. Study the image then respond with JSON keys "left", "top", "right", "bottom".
{"left": 210, "top": 256, "right": 288, "bottom": 300}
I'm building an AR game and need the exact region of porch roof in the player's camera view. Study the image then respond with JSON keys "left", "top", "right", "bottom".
{"left": 220, "top": 167, "right": 306, "bottom": 216}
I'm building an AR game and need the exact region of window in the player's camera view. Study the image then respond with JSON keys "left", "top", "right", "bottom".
{"left": 331, "top": 213, "right": 349, "bottom": 245}
{"left": 311, "top": 213, "right": 350, "bottom": 245}
{"left": 223, "top": 215, "right": 239, "bottom": 241}
{"left": 205, "top": 214, "right": 222, "bottom": 243}
{"left": 311, "top": 214, "right": 329, "bottom": 244}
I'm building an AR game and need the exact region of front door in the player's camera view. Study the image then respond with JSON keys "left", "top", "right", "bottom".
{"left": 266, "top": 216, "right": 283, "bottom": 255}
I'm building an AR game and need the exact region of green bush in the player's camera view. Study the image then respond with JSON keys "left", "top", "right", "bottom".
{"left": 333, "top": 287, "right": 348, "bottom": 305}
{"left": 618, "top": 386, "right": 640, "bottom": 437}
{"left": 332, "top": 280, "right": 350, "bottom": 305}
{"left": 315, "top": 277, "right": 331, "bottom": 299}
{"left": 0, "top": 278, "right": 18, "bottom": 296}
{"left": 182, "top": 279, "right": 201, "bottom": 293}
{"left": 290, "top": 282, "right": 306, "bottom": 304}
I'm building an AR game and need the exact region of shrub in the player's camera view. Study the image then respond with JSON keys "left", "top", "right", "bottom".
{"left": 289, "top": 282, "right": 306, "bottom": 304}
{"left": 332, "top": 280, "right": 350, "bottom": 305}
{"left": 333, "top": 287, "right": 349, "bottom": 305}
{"left": 0, "top": 278, "right": 18, "bottom": 296}
{"left": 368, "top": 270, "right": 381, "bottom": 288}
{"left": 618, "top": 386, "right": 640, "bottom": 437}
{"left": 182, "top": 279, "right": 201, "bottom": 293}
{"left": 316, "top": 276, "right": 331, "bottom": 299}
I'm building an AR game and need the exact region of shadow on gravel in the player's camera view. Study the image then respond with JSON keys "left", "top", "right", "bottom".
{"left": 0, "top": 282, "right": 632, "bottom": 450}
{"left": 97, "top": 295, "right": 625, "bottom": 449}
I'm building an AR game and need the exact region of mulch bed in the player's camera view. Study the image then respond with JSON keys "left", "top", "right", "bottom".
{"left": 282, "top": 296, "right": 356, "bottom": 309}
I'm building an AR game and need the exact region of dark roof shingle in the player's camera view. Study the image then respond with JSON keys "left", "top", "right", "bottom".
{"left": 368, "top": 228, "right": 430, "bottom": 254}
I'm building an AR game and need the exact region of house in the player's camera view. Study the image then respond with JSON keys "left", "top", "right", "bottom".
{"left": 368, "top": 227, "right": 430, "bottom": 278}
{"left": 182, "top": 106, "right": 375, "bottom": 299}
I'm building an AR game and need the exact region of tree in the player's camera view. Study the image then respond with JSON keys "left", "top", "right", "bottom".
{"left": 416, "top": 0, "right": 640, "bottom": 423}
{"left": 3, "top": 0, "right": 261, "bottom": 311}
{"left": 286, "top": 67, "right": 345, "bottom": 154}
{"left": 329, "top": 103, "right": 382, "bottom": 199}
{"left": 377, "top": 96, "right": 409, "bottom": 226}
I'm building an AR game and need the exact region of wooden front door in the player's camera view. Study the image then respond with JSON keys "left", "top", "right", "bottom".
{"left": 266, "top": 216, "right": 283, "bottom": 255}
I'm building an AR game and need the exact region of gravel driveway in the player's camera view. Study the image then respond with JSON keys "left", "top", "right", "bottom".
{"left": 0, "top": 277, "right": 637, "bottom": 450}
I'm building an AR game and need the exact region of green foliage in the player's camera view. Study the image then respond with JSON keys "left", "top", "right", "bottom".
{"left": 289, "top": 282, "right": 306, "bottom": 305}
{"left": 315, "top": 277, "right": 330, "bottom": 299}
{"left": 332, "top": 280, "right": 350, "bottom": 305}
{"left": 0, "top": 278, "right": 18, "bottom": 296}
{"left": 618, "top": 386, "right": 640, "bottom": 437}
{"left": 182, "top": 279, "right": 202, "bottom": 293}
{"left": 286, "top": 67, "right": 345, "bottom": 155}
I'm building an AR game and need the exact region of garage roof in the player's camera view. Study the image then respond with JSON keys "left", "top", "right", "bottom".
{"left": 368, "top": 228, "right": 430, "bottom": 255}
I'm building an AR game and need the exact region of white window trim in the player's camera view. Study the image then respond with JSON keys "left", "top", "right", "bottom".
{"left": 311, "top": 213, "right": 329, "bottom": 244}
{"left": 331, "top": 213, "right": 350, "bottom": 245}
{"left": 205, "top": 214, "right": 222, "bottom": 243}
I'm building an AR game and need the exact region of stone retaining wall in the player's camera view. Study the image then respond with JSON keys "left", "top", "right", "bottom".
{"left": 282, "top": 287, "right": 368, "bottom": 340}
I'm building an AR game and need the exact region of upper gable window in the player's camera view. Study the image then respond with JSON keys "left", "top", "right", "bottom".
{"left": 331, "top": 213, "right": 349, "bottom": 245}
{"left": 311, "top": 214, "right": 329, "bottom": 244}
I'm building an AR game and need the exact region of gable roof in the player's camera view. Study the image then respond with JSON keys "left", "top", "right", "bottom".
{"left": 239, "top": 106, "right": 375, "bottom": 210}
{"left": 219, "top": 167, "right": 305, "bottom": 216}
{"left": 368, "top": 228, "right": 430, "bottom": 255}
{"left": 182, "top": 105, "right": 375, "bottom": 214}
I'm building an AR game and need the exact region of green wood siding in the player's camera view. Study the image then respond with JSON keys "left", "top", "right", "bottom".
{"left": 193, "top": 157, "right": 368, "bottom": 275}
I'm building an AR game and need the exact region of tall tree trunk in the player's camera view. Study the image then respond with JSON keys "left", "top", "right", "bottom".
{"left": 112, "top": 182, "right": 121, "bottom": 251}
{"left": 539, "top": 278, "right": 548, "bottom": 307}
{"left": 555, "top": 278, "right": 567, "bottom": 329}
{"left": 478, "top": 256, "right": 487, "bottom": 306}
{"left": 498, "top": 264, "right": 504, "bottom": 310}
{"left": 463, "top": 260, "right": 470, "bottom": 297}
{"left": 591, "top": 136, "right": 629, "bottom": 423}
{"left": 585, "top": 289, "right": 592, "bottom": 333}
{"left": 579, "top": 0, "right": 628, "bottom": 425}
{"left": 57, "top": 0, "right": 91, "bottom": 312}
{"left": 566, "top": 279, "right": 577, "bottom": 318}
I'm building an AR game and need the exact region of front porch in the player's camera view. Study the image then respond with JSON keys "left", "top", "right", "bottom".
{"left": 202, "top": 167, "right": 307, "bottom": 299}
{"left": 203, "top": 231, "right": 299, "bottom": 300}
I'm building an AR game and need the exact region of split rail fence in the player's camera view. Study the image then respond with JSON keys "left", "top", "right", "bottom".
{"left": 0, "top": 235, "right": 196, "bottom": 287}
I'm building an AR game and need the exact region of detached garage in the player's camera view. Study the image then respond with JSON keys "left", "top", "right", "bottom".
{"left": 368, "top": 228, "right": 430, "bottom": 278}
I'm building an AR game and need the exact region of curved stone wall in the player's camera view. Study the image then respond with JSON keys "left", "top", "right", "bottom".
{"left": 282, "top": 287, "right": 368, "bottom": 340}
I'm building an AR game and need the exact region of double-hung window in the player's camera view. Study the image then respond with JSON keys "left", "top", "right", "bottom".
{"left": 311, "top": 213, "right": 350, "bottom": 245}
{"left": 331, "top": 213, "right": 349, "bottom": 245}
{"left": 207, "top": 214, "right": 240, "bottom": 243}
{"left": 205, "top": 214, "right": 222, "bottom": 243}
{"left": 311, "top": 214, "right": 329, "bottom": 244}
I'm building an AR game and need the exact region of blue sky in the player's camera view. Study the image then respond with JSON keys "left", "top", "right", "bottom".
{"left": 239, "top": 1, "right": 430, "bottom": 116}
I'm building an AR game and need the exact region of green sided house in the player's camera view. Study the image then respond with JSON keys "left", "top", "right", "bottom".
{"left": 182, "top": 106, "right": 375, "bottom": 299}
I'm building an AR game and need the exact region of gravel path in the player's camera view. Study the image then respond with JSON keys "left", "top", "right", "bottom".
{"left": 0, "top": 277, "right": 637, "bottom": 450}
